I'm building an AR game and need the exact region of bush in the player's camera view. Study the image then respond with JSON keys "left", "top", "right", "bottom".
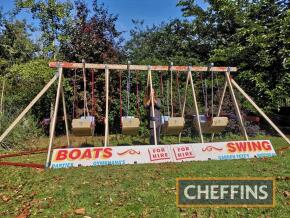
{"left": 0, "top": 113, "right": 42, "bottom": 150}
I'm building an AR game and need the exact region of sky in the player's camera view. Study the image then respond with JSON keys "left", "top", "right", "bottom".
{"left": 0, "top": 0, "right": 205, "bottom": 41}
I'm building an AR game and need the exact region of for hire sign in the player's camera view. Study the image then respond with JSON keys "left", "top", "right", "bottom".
{"left": 50, "top": 140, "right": 276, "bottom": 168}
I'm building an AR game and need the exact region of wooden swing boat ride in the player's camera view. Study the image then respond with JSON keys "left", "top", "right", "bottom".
{"left": 0, "top": 61, "right": 289, "bottom": 169}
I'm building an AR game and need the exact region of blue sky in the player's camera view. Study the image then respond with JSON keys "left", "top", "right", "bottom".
{"left": 0, "top": 0, "right": 205, "bottom": 41}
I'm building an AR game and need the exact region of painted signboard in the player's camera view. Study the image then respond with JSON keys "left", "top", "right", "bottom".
{"left": 50, "top": 140, "right": 276, "bottom": 168}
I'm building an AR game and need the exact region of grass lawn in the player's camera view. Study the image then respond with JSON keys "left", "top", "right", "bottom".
{"left": 0, "top": 135, "right": 289, "bottom": 217}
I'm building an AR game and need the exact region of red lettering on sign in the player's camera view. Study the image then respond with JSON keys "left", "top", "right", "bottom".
{"left": 261, "top": 141, "right": 271, "bottom": 150}
{"left": 227, "top": 141, "right": 273, "bottom": 153}
{"left": 81, "top": 149, "right": 92, "bottom": 159}
{"left": 227, "top": 143, "right": 236, "bottom": 152}
{"left": 55, "top": 150, "right": 68, "bottom": 161}
{"left": 252, "top": 141, "right": 261, "bottom": 151}
{"left": 93, "top": 148, "right": 103, "bottom": 158}
{"left": 69, "top": 149, "right": 81, "bottom": 160}
{"left": 54, "top": 147, "right": 113, "bottom": 162}
{"left": 236, "top": 142, "right": 247, "bottom": 152}
{"left": 103, "top": 148, "right": 113, "bottom": 158}
{"left": 148, "top": 147, "right": 170, "bottom": 161}
{"left": 173, "top": 146, "right": 194, "bottom": 160}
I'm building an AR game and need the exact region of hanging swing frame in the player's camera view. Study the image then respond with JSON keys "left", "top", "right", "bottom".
{"left": 120, "top": 61, "right": 141, "bottom": 135}
{"left": 192, "top": 65, "right": 230, "bottom": 135}
{"left": 71, "top": 60, "right": 95, "bottom": 137}
{"left": 161, "top": 62, "right": 185, "bottom": 135}
{"left": 0, "top": 61, "right": 288, "bottom": 169}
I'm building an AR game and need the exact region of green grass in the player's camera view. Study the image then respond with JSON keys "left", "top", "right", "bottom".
{"left": 0, "top": 135, "right": 289, "bottom": 217}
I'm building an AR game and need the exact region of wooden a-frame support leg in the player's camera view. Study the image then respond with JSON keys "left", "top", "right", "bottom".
{"left": 0, "top": 74, "right": 59, "bottom": 143}
{"left": 45, "top": 67, "right": 63, "bottom": 167}
{"left": 104, "top": 66, "right": 109, "bottom": 147}
{"left": 148, "top": 66, "right": 157, "bottom": 145}
{"left": 61, "top": 77, "right": 70, "bottom": 147}
{"left": 180, "top": 68, "right": 204, "bottom": 143}
{"left": 189, "top": 69, "right": 204, "bottom": 143}
{"left": 225, "top": 70, "right": 248, "bottom": 140}
{"left": 179, "top": 68, "right": 190, "bottom": 143}
{"left": 211, "top": 80, "right": 228, "bottom": 141}
{"left": 231, "top": 79, "right": 290, "bottom": 145}
{"left": 0, "top": 79, "right": 5, "bottom": 115}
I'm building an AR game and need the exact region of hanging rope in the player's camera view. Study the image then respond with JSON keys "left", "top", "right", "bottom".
{"left": 215, "top": 73, "right": 221, "bottom": 100}
{"left": 136, "top": 71, "right": 140, "bottom": 117}
{"left": 176, "top": 71, "right": 182, "bottom": 113}
{"left": 160, "top": 71, "right": 165, "bottom": 115}
{"left": 72, "top": 69, "right": 77, "bottom": 119}
{"left": 82, "top": 59, "right": 89, "bottom": 117}
{"left": 210, "top": 64, "right": 214, "bottom": 116}
{"left": 119, "top": 71, "right": 123, "bottom": 127}
{"left": 166, "top": 76, "right": 170, "bottom": 116}
{"left": 170, "top": 62, "right": 174, "bottom": 117}
{"left": 126, "top": 61, "right": 131, "bottom": 116}
{"left": 91, "top": 69, "right": 95, "bottom": 116}
{"left": 200, "top": 72, "right": 208, "bottom": 115}
{"left": 160, "top": 72, "right": 164, "bottom": 96}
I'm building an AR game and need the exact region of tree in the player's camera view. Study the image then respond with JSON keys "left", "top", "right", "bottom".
{"left": 58, "top": 0, "right": 123, "bottom": 128}
{"left": 177, "top": 0, "right": 290, "bottom": 110}
{"left": 59, "top": 0, "right": 122, "bottom": 63}
{"left": 6, "top": 59, "right": 55, "bottom": 118}
{"left": 0, "top": 20, "right": 37, "bottom": 64}
{"left": 126, "top": 19, "right": 207, "bottom": 65}
{"left": 15, "top": 0, "right": 73, "bottom": 59}
{"left": 0, "top": 8, "right": 38, "bottom": 75}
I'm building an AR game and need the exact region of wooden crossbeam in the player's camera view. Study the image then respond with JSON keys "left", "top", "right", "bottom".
{"left": 49, "top": 62, "right": 238, "bottom": 72}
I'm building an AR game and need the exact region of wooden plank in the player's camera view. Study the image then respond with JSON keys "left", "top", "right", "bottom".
{"left": 46, "top": 68, "right": 63, "bottom": 167}
{"left": 179, "top": 69, "right": 190, "bottom": 143}
{"left": 61, "top": 79, "right": 70, "bottom": 147}
{"left": 0, "top": 74, "right": 59, "bottom": 143}
{"left": 0, "top": 162, "right": 45, "bottom": 169}
{"left": 211, "top": 81, "right": 228, "bottom": 141}
{"left": 188, "top": 69, "right": 204, "bottom": 143}
{"left": 104, "top": 66, "right": 109, "bottom": 147}
{"left": 225, "top": 70, "right": 249, "bottom": 140}
{"left": 148, "top": 66, "right": 157, "bottom": 145}
{"left": 232, "top": 79, "right": 290, "bottom": 145}
{"left": 49, "top": 62, "right": 238, "bottom": 72}
{"left": 0, "top": 79, "right": 5, "bottom": 114}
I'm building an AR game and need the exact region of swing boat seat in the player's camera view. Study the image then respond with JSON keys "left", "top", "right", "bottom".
{"left": 121, "top": 116, "right": 140, "bottom": 135}
{"left": 193, "top": 115, "right": 229, "bottom": 133}
{"left": 72, "top": 116, "right": 95, "bottom": 136}
{"left": 161, "top": 116, "right": 185, "bottom": 135}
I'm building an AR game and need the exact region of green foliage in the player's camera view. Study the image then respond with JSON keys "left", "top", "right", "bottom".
{"left": 177, "top": 0, "right": 290, "bottom": 110}
{"left": 15, "top": 0, "right": 73, "bottom": 58}
{"left": 59, "top": 0, "right": 122, "bottom": 63}
{"left": 6, "top": 59, "right": 55, "bottom": 118}
{"left": 57, "top": 1, "right": 123, "bottom": 129}
{"left": 126, "top": 19, "right": 203, "bottom": 65}
{"left": 0, "top": 113, "right": 42, "bottom": 150}
{"left": 0, "top": 19, "right": 38, "bottom": 64}
{"left": 0, "top": 136, "right": 289, "bottom": 216}
{"left": 0, "top": 0, "right": 288, "bottom": 140}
